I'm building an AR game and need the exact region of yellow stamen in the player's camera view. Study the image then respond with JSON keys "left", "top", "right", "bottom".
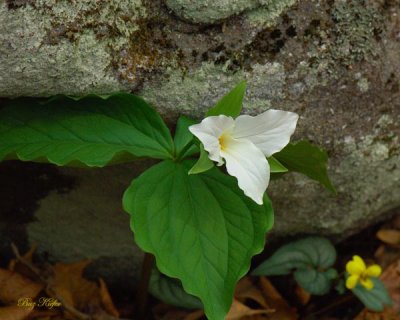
{"left": 219, "top": 134, "right": 227, "bottom": 151}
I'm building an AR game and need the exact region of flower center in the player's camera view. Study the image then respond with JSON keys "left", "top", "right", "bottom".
{"left": 218, "top": 134, "right": 228, "bottom": 151}
{"left": 360, "top": 271, "right": 368, "bottom": 281}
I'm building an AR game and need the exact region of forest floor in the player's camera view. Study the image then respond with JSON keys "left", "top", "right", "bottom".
{"left": 0, "top": 213, "right": 399, "bottom": 320}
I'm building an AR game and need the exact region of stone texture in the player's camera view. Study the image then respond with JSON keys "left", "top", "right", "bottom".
{"left": 0, "top": 0, "right": 399, "bottom": 286}
{"left": 0, "top": 0, "right": 146, "bottom": 96}
{"left": 165, "top": 0, "right": 259, "bottom": 23}
{"left": 26, "top": 165, "right": 145, "bottom": 285}
{"left": 164, "top": 0, "right": 297, "bottom": 25}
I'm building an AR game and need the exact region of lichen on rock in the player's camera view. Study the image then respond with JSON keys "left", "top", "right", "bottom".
{"left": 165, "top": 0, "right": 259, "bottom": 23}
{"left": 244, "top": 0, "right": 298, "bottom": 29}
{"left": 6, "top": 0, "right": 147, "bottom": 42}
{"left": 165, "top": 0, "right": 297, "bottom": 24}
{"left": 0, "top": 0, "right": 148, "bottom": 96}
{"left": 330, "top": 0, "right": 384, "bottom": 64}
{"left": 303, "top": 0, "right": 385, "bottom": 70}
{"left": 140, "top": 61, "right": 287, "bottom": 117}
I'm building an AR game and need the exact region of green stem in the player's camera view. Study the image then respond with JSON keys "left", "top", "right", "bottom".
{"left": 175, "top": 140, "right": 197, "bottom": 162}
{"left": 135, "top": 253, "right": 155, "bottom": 319}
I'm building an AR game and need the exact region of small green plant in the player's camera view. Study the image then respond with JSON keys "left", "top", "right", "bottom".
{"left": 253, "top": 237, "right": 392, "bottom": 312}
{"left": 253, "top": 237, "right": 338, "bottom": 295}
{"left": 0, "top": 82, "right": 337, "bottom": 320}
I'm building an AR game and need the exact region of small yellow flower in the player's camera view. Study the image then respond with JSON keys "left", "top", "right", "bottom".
{"left": 346, "top": 255, "right": 382, "bottom": 290}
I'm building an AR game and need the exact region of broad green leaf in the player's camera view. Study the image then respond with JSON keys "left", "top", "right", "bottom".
{"left": 189, "top": 144, "right": 214, "bottom": 175}
{"left": 252, "top": 237, "right": 337, "bottom": 276}
{"left": 149, "top": 268, "right": 203, "bottom": 309}
{"left": 294, "top": 268, "right": 338, "bottom": 295}
{"left": 0, "top": 94, "right": 174, "bottom": 166}
{"left": 268, "top": 156, "right": 288, "bottom": 173}
{"left": 352, "top": 278, "right": 392, "bottom": 312}
{"left": 206, "top": 81, "right": 247, "bottom": 118}
{"left": 174, "top": 116, "right": 198, "bottom": 159}
{"left": 273, "top": 141, "right": 336, "bottom": 193}
{"left": 123, "top": 159, "right": 274, "bottom": 320}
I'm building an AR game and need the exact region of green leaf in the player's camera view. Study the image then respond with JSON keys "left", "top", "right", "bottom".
{"left": 149, "top": 268, "right": 203, "bottom": 309}
{"left": 252, "top": 237, "right": 337, "bottom": 276}
{"left": 189, "top": 144, "right": 214, "bottom": 175}
{"left": 294, "top": 268, "right": 338, "bottom": 295}
{"left": 268, "top": 156, "right": 288, "bottom": 173}
{"left": 206, "top": 81, "right": 247, "bottom": 118}
{"left": 0, "top": 94, "right": 174, "bottom": 166}
{"left": 352, "top": 278, "right": 392, "bottom": 312}
{"left": 253, "top": 237, "right": 337, "bottom": 295}
{"left": 174, "top": 116, "right": 198, "bottom": 159}
{"left": 273, "top": 141, "right": 336, "bottom": 194}
{"left": 123, "top": 159, "right": 274, "bottom": 320}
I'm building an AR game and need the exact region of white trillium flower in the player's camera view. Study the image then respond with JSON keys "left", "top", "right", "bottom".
{"left": 189, "top": 110, "right": 299, "bottom": 205}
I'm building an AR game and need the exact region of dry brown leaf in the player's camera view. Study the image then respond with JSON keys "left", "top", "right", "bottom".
{"left": 99, "top": 278, "right": 119, "bottom": 318}
{"left": 375, "top": 245, "right": 400, "bottom": 269}
{"left": 8, "top": 245, "right": 41, "bottom": 282}
{"left": 380, "top": 260, "right": 400, "bottom": 313}
{"left": 294, "top": 285, "right": 311, "bottom": 306}
{"left": 154, "top": 309, "right": 196, "bottom": 320}
{"left": 377, "top": 230, "right": 400, "bottom": 246}
{"left": 48, "top": 260, "right": 119, "bottom": 319}
{"left": 354, "top": 306, "right": 400, "bottom": 320}
{"left": 91, "top": 312, "right": 121, "bottom": 320}
{"left": 49, "top": 260, "right": 98, "bottom": 310}
{"left": 152, "top": 302, "right": 204, "bottom": 320}
{"left": 0, "top": 269, "right": 43, "bottom": 304}
{"left": 0, "top": 306, "right": 33, "bottom": 320}
{"left": 8, "top": 244, "right": 37, "bottom": 272}
{"left": 27, "top": 310, "right": 60, "bottom": 319}
{"left": 235, "top": 277, "right": 269, "bottom": 308}
{"left": 375, "top": 215, "right": 400, "bottom": 268}
{"left": 183, "top": 309, "right": 205, "bottom": 320}
{"left": 258, "top": 277, "right": 282, "bottom": 301}
{"left": 259, "top": 277, "right": 298, "bottom": 320}
{"left": 226, "top": 299, "right": 270, "bottom": 320}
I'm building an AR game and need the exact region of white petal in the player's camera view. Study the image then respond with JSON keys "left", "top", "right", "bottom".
{"left": 220, "top": 136, "right": 270, "bottom": 205}
{"left": 189, "top": 115, "right": 234, "bottom": 165}
{"left": 232, "top": 109, "right": 299, "bottom": 157}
